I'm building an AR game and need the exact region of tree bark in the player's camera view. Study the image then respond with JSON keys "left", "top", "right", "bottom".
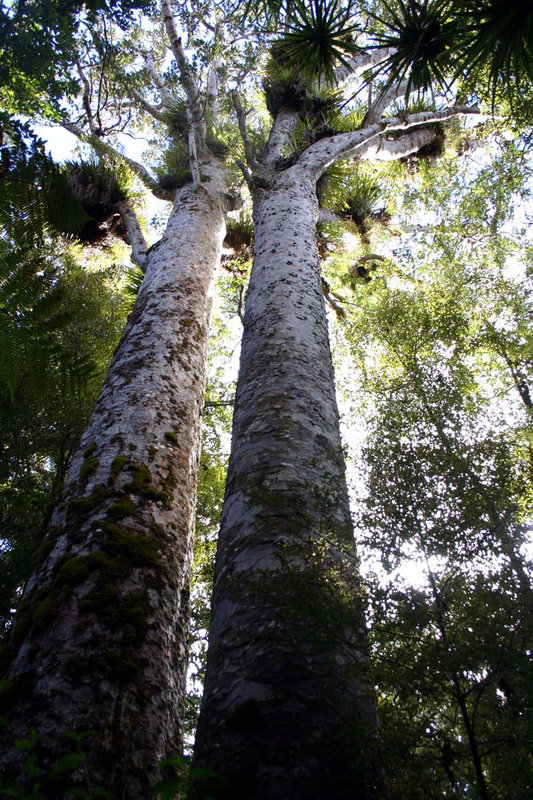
{"left": 192, "top": 167, "right": 381, "bottom": 799}
{"left": 0, "top": 181, "right": 226, "bottom": 798}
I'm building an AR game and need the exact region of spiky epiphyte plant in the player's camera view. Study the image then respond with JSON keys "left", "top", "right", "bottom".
{"left": 273, "top": 0, "right": 361, "bottom": 85}
{"left": 156, "top": 139, "right": 193, "bottom": 191}
{"left": 262, "top": 63, "right": 311, "bottom": 116}
{"left": 368, "top": 0, "right": 457, "bottom": 96}
{"left": 66, "top": 160, "right": 131, "bottom": 217}
{"left": 318, "top": 166, "right": 392, "bottom": 240}
{"left": 64, "top": 160, "right": 134, "bottom": 244}
{"left": 162, "top": 97, "right": 189, "bottom": 136}
{"left": 224, "top": 212, "right": 254, "bottom": 258}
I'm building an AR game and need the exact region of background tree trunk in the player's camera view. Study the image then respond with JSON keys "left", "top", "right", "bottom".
{"left": 192, "top": 167, "right": 381, "bottom": 800}
{"left": 0, "top": 183, "right": 225, "bottom": 799}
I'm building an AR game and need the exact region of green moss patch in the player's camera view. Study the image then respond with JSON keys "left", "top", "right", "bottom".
{"left": 53, "top": 552, "right": 107, "bottom": 588}
{"left": 109, "top": 455, "right": 128, "bottom": 484}
{"left": 115, "top": 591, "right": 150, "bottom": 644}
{"left": 102, "top": 524, "right": 161, "bottom": 569}
{"left": 164, "top": 431, "right": 178, "bottom": 445}
{"left": 83, "top": 443, "right": 97, "bottom": 458}
{"left": 124, "top": 463, "right": 165, "bottom": 501}
{"left": 67, "top": 483, "right": 110, "bottom": 523}
{"left": 79, "top": 457, "right": 100, "bottom": 487}
{"left": 32, "top": 597, "right": 59, "bottom": 633}
{"left": 80, "top": 581, "right": 121, "bottom": 615}
{"left": 31, "top": 527, "right": 63, "bottom": 567}
{"left": 106, "top": 649, "right": 140, "bottom": 682}
{"left": 107, "top": 497, "right": 137, "bottom": 521}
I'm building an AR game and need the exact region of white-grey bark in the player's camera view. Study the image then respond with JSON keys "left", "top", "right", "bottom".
{"left": 192, "top": 167, "right": 381, "bottom": 799}
{"left": 265, "top": 108, "right": 300, "bottom": 167}
{"left": 363, "top": 78, "right": 410, "bottom": 124}
{"left": 334, "top": 47, "right": 394, "bottom": 85}
{"left": 300, "top": 107, "right": 479, "bottom": 178}
{"left": 116, "top": 198, "right": 149, "bottom": 269}
{"left": 0, "top": 179, "right": 227, "bottom": 799}
{"left": 143, "top": 51, "right": 173, "bottom": 105}
{"left": 360, "top": 126, "right": 437, "bottom": 161}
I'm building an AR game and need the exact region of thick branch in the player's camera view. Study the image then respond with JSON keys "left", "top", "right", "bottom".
{"left": 143, "top": 52, "right": 173, "bottom": 104}
{"left": 207, "top": 66, "right": 220, "bottom": 127}
{"left": 62, "top": 121, "right": 173, "bottom": 200}
{"left": 161, "top": 0, "right": 206, "bottom": 183}
{"left": 334, "top": 47, "right": 394, "bottom": 85}
{"left": 232, "top": 90, "right": 255, "bottom": 169}
{"left": 364, "top": 78, "right": 409, "bottom": 125}
{"left": 360, "top": 127, "right": 436, "bottom": 162}
{"left": 299, "top": 106, "right": 479, "bottom": 178}
{"left": 265, "top": 109, "right": 300, "bottom": 167}
{"left": 322, "top": 278, "right": 346, "bottom": 317}
{"left": 116, "top": 199, "right": 149, "bottom": 269}
{"left": 161, "top": 0, "right": 205, "bottom": 135}
{"left": 318, "top": 207, "right": 342, "bottom": 225}
{"left": 77, "top": 61, "right": 98, "bottom": 135}
{"left": 131, "top": 88, "right": 167, "bottom": 123}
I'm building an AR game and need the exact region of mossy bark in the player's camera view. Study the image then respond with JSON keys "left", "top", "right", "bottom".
{"left": 0, "top": 180, "right": 226, "bottom": 798}
{"left": 192, "top": 167, "right": 381, "bottom": 799}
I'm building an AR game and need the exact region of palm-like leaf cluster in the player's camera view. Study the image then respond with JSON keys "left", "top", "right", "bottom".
{"left": 367, "top": 0, "right": 533, "bottom": 105}
{"left": 275, "top": 0, "right": 361, "bottom": 84}
{"left": 458, "top": 0, "right": 533, "bottom": 105}
{"left": 367, "top": 0, "right": 458, "bottom": 96}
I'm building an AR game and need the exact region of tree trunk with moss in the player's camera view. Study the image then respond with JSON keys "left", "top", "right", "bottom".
{"left": 0, "top": 180, "right": 226, "bottom": 798}
{"left": 191, "top": 166, "right": 381, "bottom": 800}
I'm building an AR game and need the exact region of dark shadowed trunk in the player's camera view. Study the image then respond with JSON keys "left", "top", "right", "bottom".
{"left": 192, "top": 166, "right": 381, "bottom": 799}
{"left": 0, "top": 181, "right": 226, "bottom": 799}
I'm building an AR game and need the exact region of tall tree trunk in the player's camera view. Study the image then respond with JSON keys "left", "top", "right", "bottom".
{"left": 192, "top": 167, "right": 381, "bottom": 799}
{"left": 0, "top": 182, "right": 225, "bottom": 798}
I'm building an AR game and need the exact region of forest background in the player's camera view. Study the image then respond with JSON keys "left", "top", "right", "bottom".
{"left": 0, "top": 0, "right": 532, "bottom": 797}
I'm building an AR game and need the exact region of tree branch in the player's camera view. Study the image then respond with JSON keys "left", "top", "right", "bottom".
{"left": 143, "top": 52, "right": 173, "bottom": 104}
{"left": 116, "top": 199, "right": 149, "bottom": 269}
{"left": 360, "top": 127, "right": 436, "bottom": 162}
{"left": 232, "top": 90, "right": 255, "bottom": 169}
{"left": 265, "top": 109, "right": 300, "bottom": 167}
{"left": 131, "top": 88, "right": 167, "bottom": 123}
{"left": 62, "top": 121, "right": 174, "bottom": 200}
{"left": 322, "top": 278, "right": 346, "bottom": 317}
{"left": 318, "top": 207, "right": 342, "bottom": 225}
{"left": 299, "top": 106, "right": 479, "bottom": 178}
{"left": 363, "top": 78, "right": 410, "bottom": 125}
{"left": 334, "top": 47, "right": 394, "bottom": 85}
{"left": 76, "top": 61, "right": 99, "bottom": 135}
{"left": 161, "top": 0, "right": 205, "bottom": 134}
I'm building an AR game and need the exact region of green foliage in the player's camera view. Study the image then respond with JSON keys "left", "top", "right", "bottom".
{"left": 156, "top": 140, "right": 193, "bottom": 192}
{"left": 367, "top": 0, "right": 457, "bottom": 96}
{"left": 0, "top": 255, "right": 134, "bottom": 634}
{"left": 367, "top": 0, "right": 533, "bottom": 113}
{"left": 319, "top": 165, "right": 392, "bottom": 240}
{"left": 274, "top": 0, "right": 361, "bottom": 85}
{"left": 333, "top": 135, "right": 533, "bottom": 796}
{"left": 0, "top": 727, "right": 116, "bottom": 798}
{"left": 0, "top": 0, "right": 153, "bottom": 118}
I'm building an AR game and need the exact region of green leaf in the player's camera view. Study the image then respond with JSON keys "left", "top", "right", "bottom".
{"left": 92, "top": 788, "right": 116, "bottom": 798}
{"left": 151, "top": 777, "right": 187, "bottom": 799}
{"left": 50, "top": 752, "right": 84, "bottom": 777}
{"left": 65, "top": 788, "right": 89, "bottom": 798}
